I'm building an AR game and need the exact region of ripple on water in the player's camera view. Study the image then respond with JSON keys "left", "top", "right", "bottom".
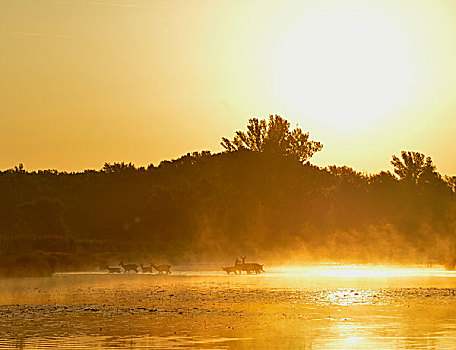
{"left": 0, "top": 271, "right": 455, "bottom": 349}
{"left": 0, "top": 335, "right": 251, "bottom": 349}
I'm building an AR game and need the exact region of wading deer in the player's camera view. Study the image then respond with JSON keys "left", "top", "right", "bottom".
{"left": 222, "top": 266, "right": 239, "bottom": 274}
{"left": 141, "top": 264, "right": 153, "bottom": 273}
{"left": 151, "top": 263, "right": 171, "bottom": 274}
{"left": 119, "top": 261, "right": 138, "bottom": 273}
{"left": 106, "top": 266, "right": 121, "bottom": 273}
{"left": 236, "top": 256, "right": 264, "bottom": 274}
{"left": 246, "top": 263, "right": 264, "bottom": 274}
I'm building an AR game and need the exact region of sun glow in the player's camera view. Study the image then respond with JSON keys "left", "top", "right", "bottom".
{"left": 274, "top": 5, "right": 415, "bottom": 131}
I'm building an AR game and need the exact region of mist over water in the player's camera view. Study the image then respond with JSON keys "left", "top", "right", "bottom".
{"left": 1, "top": 265, "right": 455, "bottom": 349}
{"left": 3, "top": 0, "right": 456, "bottom": 347}
{"left": 1, "top": 148, "right": 456, "bottom": 348}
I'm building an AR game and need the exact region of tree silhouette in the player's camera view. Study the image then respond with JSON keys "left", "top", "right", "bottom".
{"left": 102, "top": 162, "right": 137, "bottom": 173}
{"left": 2, "top": 118, "right": 456, "bottom": 276}
{"left": 444, "top": 176, "right": 456, "bottom": 193}
{"left": 391, "top": 151, "right": 436, "bottom": 184}
{"left": 221, "top": 115, "right": 323, "bottom": 163}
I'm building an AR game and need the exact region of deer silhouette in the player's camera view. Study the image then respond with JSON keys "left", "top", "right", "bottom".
{"left": 221, "top": 266, "right": 240, "bottom": 274}
{"left": 235, "top": 256, "right": 264, "bottom": 274}
{"left": 141, "top": 264, "right": 153, "bottom": 273}
{"left": 119, "top": 261, "right": 138, "bottom": 273}
{"left": 151, "top": 263, "right": 171, "bottom": 274}
{"left": 106, "top": 266, "right": 121, "bottom": 273}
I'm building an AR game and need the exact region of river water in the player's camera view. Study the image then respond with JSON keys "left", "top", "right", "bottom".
{"left": 0, "top": 265, "right": 455, "bottom": 349}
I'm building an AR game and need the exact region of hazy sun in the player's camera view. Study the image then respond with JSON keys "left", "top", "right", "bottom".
{"left": 276, "top": 6, "right": 415, "bottom": 130}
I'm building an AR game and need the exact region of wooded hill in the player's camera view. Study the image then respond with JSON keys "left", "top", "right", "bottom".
{"left": 1, "top": 115, "right": 455, "bottom": 276}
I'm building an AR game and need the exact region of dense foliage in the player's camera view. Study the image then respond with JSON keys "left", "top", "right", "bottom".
{"left": 1, "top": 116, "right": 455, "bottom": 276}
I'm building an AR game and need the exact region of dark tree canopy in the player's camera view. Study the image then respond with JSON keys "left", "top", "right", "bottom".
{"left": 2, "top": 114, "right": 456, "bottom": 276}
{"left": 18, "top": 197, "right": 67, "bottom": 236}
{"left": 102, "top": 162, "right": 139, "bottom": 173}
{"left": 221, "top": 115, "right": 323, "bottom": 163}
{"left": 391, "top": 151, "right": 437, "bottom": 184}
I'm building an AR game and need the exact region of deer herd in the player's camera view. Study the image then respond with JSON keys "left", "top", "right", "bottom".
{"left": 105, "top": 262, "right": 172, "bottom": 274}
{"left": 222, "top": 256, "right": 265, "bottom": 275}
{"left": 105, "top": 256, "right": 264, "bottom": 275}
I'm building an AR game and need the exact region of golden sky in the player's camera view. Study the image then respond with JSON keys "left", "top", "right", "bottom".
{"left": 2, "top": 0, "right": 456, "bottom": 174}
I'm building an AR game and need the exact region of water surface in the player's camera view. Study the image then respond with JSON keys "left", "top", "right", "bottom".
{"left": 1, "top": 265, "right": 455, "bottom": 349}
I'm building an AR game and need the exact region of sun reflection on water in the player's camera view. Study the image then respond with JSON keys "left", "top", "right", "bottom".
{"left": 272, "top": 264, "right": 455, "bottom": 278}
{"left": 0, "top": 269, "right": 455, "bottom": 350}
{"left": 322, "top": 289, "right": 379, "bottom": 306}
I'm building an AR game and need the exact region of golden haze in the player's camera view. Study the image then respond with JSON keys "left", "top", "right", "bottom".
{"left": 1, "top": 0, "right": 456, "bottom": 173}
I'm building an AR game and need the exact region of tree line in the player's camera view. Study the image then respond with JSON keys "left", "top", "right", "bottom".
{"left": 1, "top": 115, "right": 455, "bottom": 276}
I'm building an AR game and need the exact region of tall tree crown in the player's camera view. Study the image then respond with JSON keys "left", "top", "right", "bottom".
{"left": 221, "top": 115, "right": 323, "bottom": 163}
{"left": 391, "top": 151, "right": 437, "bottom": 184}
